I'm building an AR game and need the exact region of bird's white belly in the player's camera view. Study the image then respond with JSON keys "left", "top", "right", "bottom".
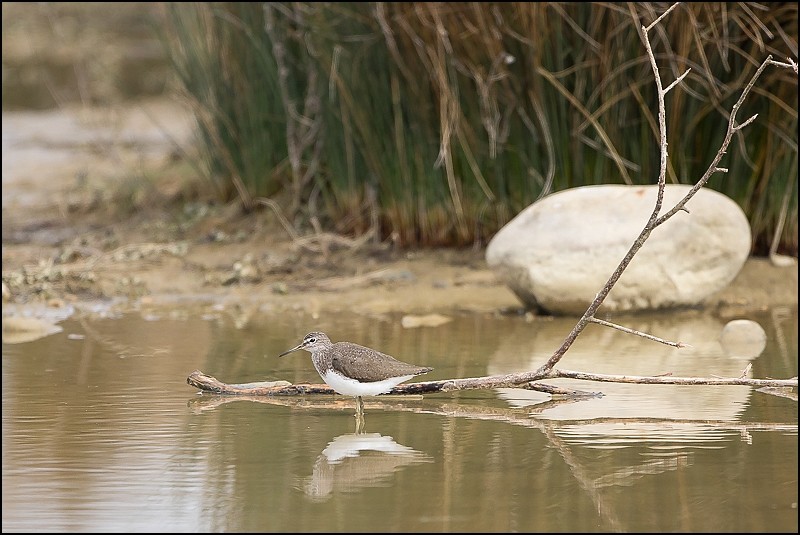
{"left": 322, "top": 371, "right": 413, "bottom": 397}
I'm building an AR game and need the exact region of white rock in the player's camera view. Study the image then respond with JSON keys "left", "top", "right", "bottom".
{"left": 486, "top": 184, "right": 751, "bottom": 314}
{"left": 720, "top": 319, "right": 767, "bottom": 358}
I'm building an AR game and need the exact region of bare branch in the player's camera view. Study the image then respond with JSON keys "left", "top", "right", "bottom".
{"left": 187, "top": 370, "right": 799, "bottom": 396}
{"left": 664, "top": 68, "right": 691, "bottom": 94}
{"left": 733, "top": 114, "right": 759, "bottom": 131}
{"left": 738, "top": 363, "right": 753, "bottom": 379}
{"left": 255, "top": 197, "right": 300, "bottom": 241}
{"left": 768, "top": 57, "right": 797, "bottom": 72}
{"left": 644, "top": 1, "right": 680, "bottom": 32}
{"left": 529, "top": 4, "right": 679, "bottom": 376}
{"left": 553, "top": 369, "right": 795, "bottom": 388}
{"left": 588, "top": 317, "right": 688, "bottom": 348}
{"left": 653, "top": 54, "right": 789, "bottom": 227}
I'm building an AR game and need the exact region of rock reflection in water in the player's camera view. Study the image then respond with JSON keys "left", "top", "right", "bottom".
{"left": 488, "top": 313, "right": 769, "bottom": 443}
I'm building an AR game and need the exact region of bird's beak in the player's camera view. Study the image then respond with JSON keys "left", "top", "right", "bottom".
{"left": 278, "top": 343, "right": 304, "bottom": 358}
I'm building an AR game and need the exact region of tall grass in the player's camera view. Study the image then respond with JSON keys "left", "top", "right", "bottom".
{"left": 161, "top": 2, "right": 797, "bottom": 253}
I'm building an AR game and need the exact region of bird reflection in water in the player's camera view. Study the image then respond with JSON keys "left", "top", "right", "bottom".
{"left": 301, "top": 432, "right": 432, "bottom": 501}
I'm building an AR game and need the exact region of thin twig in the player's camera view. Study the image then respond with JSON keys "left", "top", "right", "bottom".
{"left": 663, "top": 68, "right": 691, "bottom": 94}
{"left": 644, "top": 2, "right": 680, "bottom": 32}
{"left": 255, "top": 197, "right": 300, "bottom": 241}
{"left": 653, "top": 53, "right": 780, "bottom": 227}
{"left": 588, "top": 317, "right": 688, "bottom": 348}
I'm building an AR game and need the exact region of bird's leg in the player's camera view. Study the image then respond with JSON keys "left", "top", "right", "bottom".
{"left": 354, "top": 412, "right": 365, "bottom": 434}
{"left": 354, "top": 396, "right": 365, "bottom": 434}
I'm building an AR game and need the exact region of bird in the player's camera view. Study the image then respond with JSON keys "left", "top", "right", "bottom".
{"left": 278, "top": 331, "right": 433, "bottom": 416}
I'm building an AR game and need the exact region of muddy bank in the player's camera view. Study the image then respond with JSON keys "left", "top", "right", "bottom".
{"left": 2, "top": 202, "right": 797, "bottom": 320}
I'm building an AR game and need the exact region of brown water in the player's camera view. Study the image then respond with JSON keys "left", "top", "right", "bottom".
{"left": 2, "top": 306, "right": 797, "bottom": 532}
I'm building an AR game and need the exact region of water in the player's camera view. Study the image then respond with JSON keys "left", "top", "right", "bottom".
{"left": 2, "top": 306, "right": 797, "bottom": 532}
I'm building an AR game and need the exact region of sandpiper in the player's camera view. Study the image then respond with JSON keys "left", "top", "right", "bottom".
{"left": 278, "top": 331, "right": 433, "bottom": 414}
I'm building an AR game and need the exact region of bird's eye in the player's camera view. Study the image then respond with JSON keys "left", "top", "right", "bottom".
{"left": 308, "top": 337, "right": 316, "bottom": 343}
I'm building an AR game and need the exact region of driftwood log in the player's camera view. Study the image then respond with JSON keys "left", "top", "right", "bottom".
{"left": 186, "top": 369, "right": 797, "bottom": 398}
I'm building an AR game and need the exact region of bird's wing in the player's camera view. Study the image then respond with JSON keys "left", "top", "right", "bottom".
{"left": 330, "top": 343, "right": 424, "bottom": 383}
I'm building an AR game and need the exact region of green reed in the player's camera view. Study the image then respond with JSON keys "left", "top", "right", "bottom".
{"left": 161, "top": 2, "right": 797, "bottom": 253}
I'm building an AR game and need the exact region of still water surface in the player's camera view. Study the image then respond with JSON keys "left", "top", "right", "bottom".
{"left": 2, "top": 306, "right": 797, "bottom": 532}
